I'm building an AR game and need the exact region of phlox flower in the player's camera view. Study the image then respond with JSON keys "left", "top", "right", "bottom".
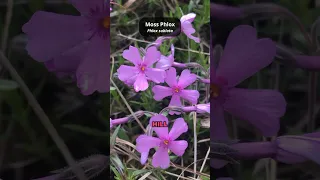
{"left": 136, "top": 115, "right": 188, "bottom": 169}
{"left": 195, "top": 103, "right": 210, "bottom": 113}
{"left": 211, "top": 25, "right": 286, "bottom": 139}
{"left": 152, "top": 67, "right": 200, "bottom": 115}
{"left": 117, "top": 46, "right": 166, "bottom": 92}
{"left": 154, "top": 44, "right": 188, "bottom": 70}
{"left": 155, "top": 44, "right": 187, "bottom": 70}
{"left": 182, "top": 103, "right": 210, "bottom": 114}
{"left": 156, "top": 44, "right": 175, "bottom": 70}
{"left": 180, "top": 13, "right": 200, "bottom": 43}
{"left": 23, "top": 0, "right": 110, "bottom": 95}
{"left": 211, "top": 25, "right": 286, "bottom": 168}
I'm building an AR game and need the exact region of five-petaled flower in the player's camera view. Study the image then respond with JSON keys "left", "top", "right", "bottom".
{"left": 23, "top": 0, "right": 110, "bottom": 95}
{"left": 156, "top": 44, "right": 175, "bottom": 70}
{"left": 152, "top": 67, "right": 200, "bottom": 115}
{"left": 117, "top": 46, "right": 166, "bottom": 92}
{"left": 180, "top": 13, "right": 200, "bottom": 43}
{"left": 136, "top": 115, "right": 188, "bottom": 169}
{"left": 211, "top": 25, "right": 286, "bottom": 140}
{"left": 210, "top": 25, "right": 286, "bottom": 168}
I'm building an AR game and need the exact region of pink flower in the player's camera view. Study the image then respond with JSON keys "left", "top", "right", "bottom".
{"left": 211, "top": 25, "right": 286, "bottom": 169}
{"left": 136, "top": 115, "right": 188, "bottom": 169}
{"left": 152, "top": 67, "right": 200, "bottom": 115}
{"left": 196, "top": 103, "right": 210, "bottom": 113}
{"left": 110, "top": 118, "right": 113, "bottom": 128}
{"left": 180, "top": 13, "right": 200, "bottom": 43}
{"left": 154, "top": 44, "right": 187, "bottom": 70}
{"left": 182, "top": 103, "right": 210, "bottom": 114}
{"left": 117, "top": 46, "right": 166, "bottom": 92}
{"left": 23, "top": 0, "right": 110, "bottom": 95}
{"left": 211, "top": 25, "right": 286, "bottom": 139}
{"left": 156, "top": 44, "right": 175, "bottom": 70}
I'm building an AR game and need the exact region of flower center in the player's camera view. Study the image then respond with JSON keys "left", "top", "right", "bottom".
{"left": 163, "top": 140, "right": 169, "bottom": 145}
{"left": 211, "top": 83, "right": 221, "bottom": 98}
{"left": 102, "top": 17, "right": 110, "bottom": 29}
{"left": 140, "top": 66, "right": 146, "bottom": 72}
{"left": 174, "top": 87, "right": 180, "bottom": 93}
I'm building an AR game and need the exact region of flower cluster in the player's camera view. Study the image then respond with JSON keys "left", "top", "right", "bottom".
{"left": 115, "top": 12, "right": 210, "bottom": 169}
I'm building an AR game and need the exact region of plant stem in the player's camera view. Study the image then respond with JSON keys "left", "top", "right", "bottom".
{"left": 193, "top": 112, "right": 197, "bottom": 178}
{"left": 0, "top": 51, "right": 87, "bottom": 180}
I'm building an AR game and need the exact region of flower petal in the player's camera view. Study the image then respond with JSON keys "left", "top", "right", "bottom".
{"left": 140, "top": 151, "right": 149, "bottom": 165}
{"left": 134, "top": 74, "right": 149, "bottom": 92}
{"left": 156, "top": 55, "right": 174, "bottom": 70}
{"left": 149, "top": 115, "right": 169, "bottom": 139}
{"left": 181, "top": 21, "right": 200, "bottom": 43}
{"left": 178, "top": 69, "right": 197, "bottom": 89}
{"left": 122, "top": 46, "right": 142, "bottom": 65}
{"left": 69, "top": 0, "right": 106, "bottom": 16}
{"left": 144, "top": 46, "right": 161, "bottom": 66}
{"left": 22, "top": 11, "right": 91, "bottom": 61}
{"left": 196, "top": 103, "right": 210, "bottom": 113}
{"left": 179, "top": 89, "right": 200, "bottom": 105}
{"left": 165, "top": 67, "right": 178, "bottom": 87}
{"left": 180, "top": 13, "right": 196, "bottom": 23}
{"left": 223, "top": 88, "right": 286, "bottom": 137}
{"left": 117, "top": 65, "right": 139, "bottom": 84}
{"left": 152, "top": 147, "right": 170, "bottom": 169}
{"left": 168, "top": 140, "right": 188, "bottom": 156}
{"left": 136, "top": 135, "right": 161, "bottom": 153}
{"left": 169, "top": 94, "right": 182, "bottom": 115}
{"left": 145, "top": 68, "right": 166, "bottom": 83}
{"left": 168, "top": 118, "right": 188, "bottom": 140}
{"left": 152, "top": 85, "right": 173, "bottom": 101}
{"left": 76, "top": 34, "right": 109, "bottom": 95}
{"left": 44, "top": 41, "right": 88, "bottom": 73}
{"left": 216, "top": 25, "right": 276, "bottom": 87}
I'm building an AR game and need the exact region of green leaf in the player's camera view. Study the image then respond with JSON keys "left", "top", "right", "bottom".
{"left": 0, "top": 79, "right": 19, "bottom": 91}
{"left": 132, "top": 169, "right": 151, "bottom": 177}
{"left": 117, "top": 128, "right": 130, "bottom": 141}
{"left": 110, "top": 125, "right": 121, "bottom": 147}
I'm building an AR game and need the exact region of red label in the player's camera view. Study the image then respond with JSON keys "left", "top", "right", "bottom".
{"left": 151, "top": 121, "right": 168, "bottom": 127}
